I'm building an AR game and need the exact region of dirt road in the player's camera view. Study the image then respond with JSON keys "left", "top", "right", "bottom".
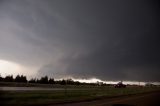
{"left": 52, "top": 91, "right": 160, "bottom": 106}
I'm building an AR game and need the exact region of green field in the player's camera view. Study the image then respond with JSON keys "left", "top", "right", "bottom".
{"left": 0, "top": 85, "right": 160, "bottom": 106}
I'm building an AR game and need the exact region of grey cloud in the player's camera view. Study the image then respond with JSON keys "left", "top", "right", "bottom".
{"left": 0, "top": 0, "right": 160, "bottom": 81}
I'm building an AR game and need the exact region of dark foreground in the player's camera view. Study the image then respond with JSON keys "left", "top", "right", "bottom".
{"left": 53, "top": 91, "right": 160, "bottom": 106}
{"left": 0, "top": 86, "right": 159, "bottom": 106}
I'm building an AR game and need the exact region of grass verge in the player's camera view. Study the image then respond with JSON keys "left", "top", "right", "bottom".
{"left": 0, "top": 86, "right": 159, "bottom": 106}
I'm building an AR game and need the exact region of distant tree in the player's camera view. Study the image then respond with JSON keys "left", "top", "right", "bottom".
{"left": 36, "top": 79, "right": 40, "bottom": 83}
{"left": 21, "top": 75, "right": 27, "bottom": 82}
{"left": 60, "top": 79, "right": 66, "bottom": 85}
{"left": 15, "top": 75, "right": 21, "bottom": 82}
{"left": 28, "top": 78, "right": 36, "bottom": 83}
{"left": 15, "top": 75, "right": 27, "bottom": 83}
{"left": 74, "top": 81, "right": 80, "bottom": 85}
{"left": 66, "top": 79, "right": 74, "bottom": 85}
{"left": 54, "top": 80, "right": 61, "bottom": 85}
{"left": 4, "top": 75, "right": 14, "bottom": 82}
{"left": 145, "top": 83, "right": 155, "bottom": 87}
{"left": 39, "top": 76, "right": 48, "bottom": 84}
{"left": 48, "top": 78, "right": 55, "bottom": 84}
{"left": 0, "top": 75, "right": 3, "bottom": 82}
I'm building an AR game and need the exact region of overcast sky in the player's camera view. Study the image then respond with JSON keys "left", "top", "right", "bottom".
{"left": 0, "top": 0, "right": 160, "bottom": 81}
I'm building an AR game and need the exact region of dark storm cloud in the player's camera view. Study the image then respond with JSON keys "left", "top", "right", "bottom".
{"left": 0, "top": 0, "right": 160, "bottom": 81}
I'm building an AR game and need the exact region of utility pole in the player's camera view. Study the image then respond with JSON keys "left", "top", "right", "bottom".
{"left": 65, "top": 80, "right": 67, "bottom": 96}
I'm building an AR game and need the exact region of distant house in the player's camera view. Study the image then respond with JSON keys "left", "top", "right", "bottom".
{"left": 114, "top": 81, "right": 126, "bottom": 88}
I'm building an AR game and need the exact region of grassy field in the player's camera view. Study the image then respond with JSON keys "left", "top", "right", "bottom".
{"left": 0, "top": 85, "right": 160, "bottom": 106}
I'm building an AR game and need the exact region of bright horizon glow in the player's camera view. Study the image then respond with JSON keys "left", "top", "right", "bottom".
{"left": 0, "top": 60, "right": 22, "bottom": 77}
{"left": 0, "top": 60, "right": 38, "bottom": 78}
{"left": 73, "top": 78, "right": 160, "bottom": 85}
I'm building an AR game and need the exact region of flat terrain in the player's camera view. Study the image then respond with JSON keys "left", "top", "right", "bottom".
{"left": 0, "top": 87, "right": 69, "bottom": 91}
{"left": 0, "top": 83, "right": 159, "bottom": 106}
{"left": 53, "top": 91, "right": 160, "bottom": 106}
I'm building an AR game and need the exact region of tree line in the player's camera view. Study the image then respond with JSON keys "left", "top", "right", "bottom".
{"left": 0, "top": 75, "right": 27, "bottom": 83}
{"left": 0, "top": 74, "right": 83, "bottom": 85}
{"left": 0, "top": 74, "right": 108, "bottom": 86}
